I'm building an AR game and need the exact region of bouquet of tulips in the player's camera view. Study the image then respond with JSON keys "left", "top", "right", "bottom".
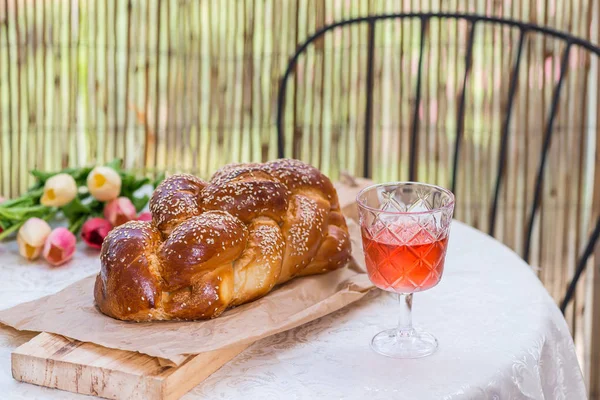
{"left": 0, "top": 160, "right": 163, "bottom": 266}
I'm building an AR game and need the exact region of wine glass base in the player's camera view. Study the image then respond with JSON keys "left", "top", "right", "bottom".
{"left": 371, "top": 328, "right": 438, "bottom": 359}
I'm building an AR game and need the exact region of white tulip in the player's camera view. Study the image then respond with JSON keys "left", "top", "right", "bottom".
{"left": 17, "top": 218, "right": 52, "bottom": 260}
{"left": 87, "top": 166, "right": 122, "bottom": 202}
{"left": 40, "top": 173, "right": 78, "bottom": 207}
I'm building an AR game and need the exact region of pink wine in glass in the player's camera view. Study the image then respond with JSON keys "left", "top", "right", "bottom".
{"left": 357, "top": 182, "right": 454, "bottom": 358}
{"left": 362, "top": 227, "right": 449, "bottom": 293}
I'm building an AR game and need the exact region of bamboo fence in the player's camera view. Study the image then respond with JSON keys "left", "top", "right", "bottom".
{"left": 1, "top": 0, "right": 600, "bottom": 396}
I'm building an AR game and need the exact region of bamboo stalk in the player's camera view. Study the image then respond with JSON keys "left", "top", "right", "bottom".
{"left": 76, "top": 0, "right": 88, "bottom": 166}
{"left": 229, "top": 0, "right": 239, "bottom": 165}
{"left": 542, "top": 0, "right": 559, "bottom": 299}
{"left": 266, "top": 0, "right": 279, "bottom": 161}
{"left": 121, "top": 0, "right": 132, "bottom": 165}
{"left": 299, "top": 0, "right": 311, "bottom": 162}
{"left": 305, "top": 0, "right": 315, "bottom": 166}
{"left": 521, "top": 0, "right": 536, "bottom": 261}
{"left": 14, "top": 0, "right": 25, "bottom": 193}
{"left": 151, "top": 0, "right": 161, "bottom": 175}
{"left": 68, "top": 0, "right": 76, "bottom": 166}
{"left": 463, "top": 12, "right": 474, "bottom": 227}
{"left": 174, "top": 0, "right": 183, "bottom": 171}
{"left": 573, "top": 0, "right": 595, "bottom": 367}
{"left": 205, "top": 0, "right": 216, "bottom": 175}
{"left": 427, "top": 1, "right": 438, "bottom": 185}
{"left": 351, "top": 0, "right": 365, "bottom": 175}
{"left": 552, "top": 0, "right": 566, "bottom": 302}
{"left": 86, "top": 0, "right": 96, "bottom": 164}
{"left": 421, "top": 0, "right": 431, "bottom": 185}
{"left": 35, "top": 0, "right": 42, "bottom": 168}
{"left": 589, "top": 9, "right": 600, "bottom": 387}
{"left": 198, "top": 0, "right": 209, "bottom": 177}
{"left": 100, "top": 0, "right": 108, "bottom": 163}
{"left": 571, "top": 0, "right": 588, "bottom": 329}
{"left": 327, "top": 0, "right": 338, "bottom": 175}
{"left": 23, "top": 0, "right": 34, "bottom": 187}
{"left": 552, "top": 0, "right": 571, "bottom": 303}
{"left": 179, "top": 1, "right": 191, "bottom": 171}
{"left": 186, "top": 0, "right": 199, "bottom": 173}
{"left": 315, "top": 0, "right": 325, "bottom": 170}
{"left": 213, "top": 0, "right": 225, "bottom": 168}
{"left": 5, "top": 0, "right": 15, "bottom": 197}
{"left": 434, "top": 3, "right": 447, "bottom": 186}
{"left": 59, "top": 0, "right": 67, "bottom": 168}
{"left": 563, "top": 40, "right": 581, "bottom": 328}
{"left": 164, "top": 0, "right": 174, "bottom": 172}
{"left": 342, "top": 0, "right": 352, "bottom": 175}
{"left": 253, "top": 0, "right": 263, "bottom": 163}
{"left": 397, "top": 1, "right": 406, "bottom": 180}
{"left": 0, "top": 1, "right": 6, "bottom": 197}
{"left": 240, "top": 0, "right": 253, "bottom": 163}
{"left": 452, "top": 0, "right": 461, "bottom": 218}
{"left": 51, "top": 0, "right": 58, "bottom": 169}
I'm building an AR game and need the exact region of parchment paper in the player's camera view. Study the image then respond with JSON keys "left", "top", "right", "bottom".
{"left": 0, "top": 181, "right": 374, "bottom": 366}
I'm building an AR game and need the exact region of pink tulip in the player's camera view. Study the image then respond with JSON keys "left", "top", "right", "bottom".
{"left": 137, "top": 211, "right": 152, "bottom": 222}
{"left": 43, "top": 227, "right": 76, "bottom": 266}
{"left": 104, "top": 197, "right": 137, "bottom": 226}
{"left": 81, "top": 217, "right": 113, "bottom": 249}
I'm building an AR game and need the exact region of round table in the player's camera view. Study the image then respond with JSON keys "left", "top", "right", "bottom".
{"left": 0, "top": 221, "right": 587, "bottom": 399}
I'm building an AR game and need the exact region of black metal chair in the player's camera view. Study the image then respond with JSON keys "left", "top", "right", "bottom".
{"left": 275, "top": 13, "right": 600, "bottom": 314}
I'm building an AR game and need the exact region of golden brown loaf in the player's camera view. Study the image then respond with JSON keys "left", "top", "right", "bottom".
{"left": 94, "top": 159, "right": 351, "bottom": 321}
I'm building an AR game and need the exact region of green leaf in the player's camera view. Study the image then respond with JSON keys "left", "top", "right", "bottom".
{"left": 131, "top": 177, "right": 151, "bottom": 191}
{"left": 119, "top": 174, "right": 151, "bottom": 199}
{"left": 0, "top": 221, "right": 25, "bottom": 241}
{"left": 68, "top": 214, "right": 88, "bottom": 234}
{"left": 88, "top": 199, "right": 105, "bottom": 217}
{"left": 153, "top": 172, "right": 166, "bottom": 188}
{"left": 61, "top": 196, "right": 92, "bottom": 224}
{"left": 71, "top": 166, "right": 94, "bottom": 186}
{"left": 30, "top": 166, "right": 93, "bottom": 188}
{"left": 131, "top": 195, "right": 150, "bottom": 212}
{"left": 0, "top": 196, "right": 36, "bottom": 208}
{"left": 105, "top": 159, "right": 123, "bottom": 171}
{"left": 30, "top": 169, "right": 55, "bottom": 183}
{"left": 0, "top": 205, "right": 49, "bottom": 221}
{"left": 120, "top": 174, "right": 136, "bottom": 188}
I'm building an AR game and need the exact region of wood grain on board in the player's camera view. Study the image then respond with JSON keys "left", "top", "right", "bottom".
{"left": 12, "top": 332, "right": 249, "bottom": 400}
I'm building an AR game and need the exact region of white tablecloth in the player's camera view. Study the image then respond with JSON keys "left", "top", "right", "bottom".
{"left": 0, "top": 221, "right": 587, "bottom": 400}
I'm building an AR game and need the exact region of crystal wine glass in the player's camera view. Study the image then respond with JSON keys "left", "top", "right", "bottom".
{"left": 357, "top": 182, "right": 455, "bottom": 358}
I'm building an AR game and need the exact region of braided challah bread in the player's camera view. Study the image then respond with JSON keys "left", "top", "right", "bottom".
{"left": 94, "top": 159, "right": 351, "bottom": 321}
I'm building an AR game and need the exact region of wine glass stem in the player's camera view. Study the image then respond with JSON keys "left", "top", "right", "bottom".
{"left": 397, "top": 293, "right": 414, "bottom": 337}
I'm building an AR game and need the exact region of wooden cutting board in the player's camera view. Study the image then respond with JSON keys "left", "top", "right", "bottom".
{"left": 11, "top": 332, "right": 250, "bottom": 399}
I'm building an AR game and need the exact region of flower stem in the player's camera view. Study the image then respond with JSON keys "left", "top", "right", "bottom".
{"left": 0, "top": 188, "right": 44, "bottom": 207}
{"left": 42, "top": 209, "right": 58, "bottom": 222}
{"left": 0, "top": 205, "right": 50, "bottom": 220}
{"left": 68, "top": 215, "right": 87, "bottom": 235}
{"left": 0, "top": 221, "right": 24, "bottom": 241}
{"left": 0, "top": 209, "right": 57, "bottom": 241}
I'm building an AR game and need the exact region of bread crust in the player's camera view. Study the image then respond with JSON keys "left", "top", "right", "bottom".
{"left": 94, "top": 159, "right": 351, "bottom": 321}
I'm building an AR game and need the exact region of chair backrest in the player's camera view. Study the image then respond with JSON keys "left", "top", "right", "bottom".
{"left": 275, "top": 13, "right": 600, "bottom": 313}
